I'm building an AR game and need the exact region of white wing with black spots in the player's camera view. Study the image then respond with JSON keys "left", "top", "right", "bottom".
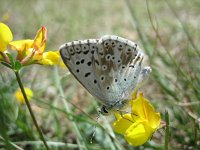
{"left": 59, "top": 35, "right": 151, "bottom": 109}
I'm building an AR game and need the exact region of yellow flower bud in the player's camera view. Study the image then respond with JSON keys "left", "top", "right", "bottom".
{"left": 15, "top": 88, "right": 33, "bottom": 104}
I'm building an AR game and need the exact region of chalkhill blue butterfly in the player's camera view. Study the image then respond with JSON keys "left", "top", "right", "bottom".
{"left": 59, "top": 35, "right": 151, "bottom": 115}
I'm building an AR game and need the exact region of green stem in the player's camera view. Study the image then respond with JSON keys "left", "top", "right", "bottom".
{"left": 165, "top": 110, "right": 169, "bottom": 150}
{"left": 54, "top": 67, "right": 88, "bottom": 150}
{"left": 0, "top": 136, "right": 23, "bottom": 150}
{"left": 15, "top": 71, "right": 50, "bottom": 150}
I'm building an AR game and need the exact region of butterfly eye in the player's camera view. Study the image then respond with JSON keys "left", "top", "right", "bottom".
{"left": 101, "top": 106, "right": 109, "bottom": 114}
{"left": 67, "top": 46, "right": 75, "bottom": 55}
{"left": 74, "top": 45, "right": 81, "bottom": 53}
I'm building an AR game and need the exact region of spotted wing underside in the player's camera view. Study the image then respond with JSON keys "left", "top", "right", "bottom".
{"left": 59, "top": 35, "right": 151, "bottom": 106}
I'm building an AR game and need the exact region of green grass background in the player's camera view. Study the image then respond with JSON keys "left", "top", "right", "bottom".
{"left": 0, "top": 0, "right": 200, "bottom": 149}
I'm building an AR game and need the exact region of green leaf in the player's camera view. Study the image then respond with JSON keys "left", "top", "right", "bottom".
{"left": 6, "top": 53, "right": 15, "bottom": 68}
{"left": 14, "top": 61, "right": 22, "bottom": 71}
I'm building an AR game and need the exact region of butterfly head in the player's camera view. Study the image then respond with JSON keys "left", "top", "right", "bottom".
{"left": 100, "top": 105, "right": 111, "bottom": 116}
{"left": 99, "top": 99, "right": 130, "bottom": 115}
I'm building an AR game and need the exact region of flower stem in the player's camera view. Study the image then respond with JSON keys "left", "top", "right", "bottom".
{"left": 165, "top": 110, "right": 169, "bottom": 150}
{"left": 15, "top": 71, "right": 50, "bottom": 150}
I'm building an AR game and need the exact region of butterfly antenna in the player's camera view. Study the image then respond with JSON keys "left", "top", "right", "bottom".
{"left": 90, "top": 110, "right": 101, "bottom": 143}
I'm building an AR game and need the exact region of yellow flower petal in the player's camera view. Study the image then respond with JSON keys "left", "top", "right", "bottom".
{"left": 125, "top": 121, "right": 152, "bottom": 146}
{"left": 38, "top": 51, "right": 60, "bottom": 65}
{"left": 8, "top": 26, "right": 47, "bottom": 64}
{"left": 131, "top": 93, "right": 161, "bottom": 129}
{"left": 32, "top": 26, "right": 47, "bottom": 54}
{"left": 112, "top": 93, "right": 161, "bottom": 146}
{"left": 0, "top": 22, "right": 13, "bottom": 51}
{"left": 114, "top": 112, "right": 122, "bottom": 120}
{"left": 113, "top": 114, "right": 134, "bottom": 135}
{"left": 55, "top": 51, "right": 66, "bottom": 68}
{"left": 149, "top": 112, "right": 161, "bottom": 129}
{"left": 15, "top": 88, "right": 33, "bottom": 104}
{"left": 9, "top": 40, "right": 33, "bottom": 51}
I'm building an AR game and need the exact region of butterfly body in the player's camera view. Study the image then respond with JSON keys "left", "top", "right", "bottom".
{"left": 60, "top": 35, "right": 151, "bottom": 115}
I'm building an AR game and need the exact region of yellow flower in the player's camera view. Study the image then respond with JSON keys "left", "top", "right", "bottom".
{"left": 32, "top": 26, "right": 46, "bottom": 55}
{"left": 15, "top": 88, "right": 33, "bottom": 104}
{"left": 38, "top": 51, "right": 60, "bottom": 65}
{"left": 113, "top": 93, "right": 161, "bottom": 146}
{"left": 9, "top": 26, "right": 47, "bottom": 65}
{"left": 0, "top": 22, "right": 13, "bottom": 52}
{"left": 9, "top": 39, "right": 33, "bottom": 52}
{"left": 9, "top": 26, "right": 62, "bottom": 66}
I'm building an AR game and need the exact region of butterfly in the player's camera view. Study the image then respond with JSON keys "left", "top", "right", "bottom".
{"left": 59, "top": 35, "right": 151, "bottom": 115}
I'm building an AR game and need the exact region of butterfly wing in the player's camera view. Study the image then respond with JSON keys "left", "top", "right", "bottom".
{"left": 93, "top": 35, "right": 151, "bottom": 104}
{"left": 59, "top": 39, "right": 108, "bottom": 103}
{"left": 60, "top": 35, "right": 151, "bottom": 107}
